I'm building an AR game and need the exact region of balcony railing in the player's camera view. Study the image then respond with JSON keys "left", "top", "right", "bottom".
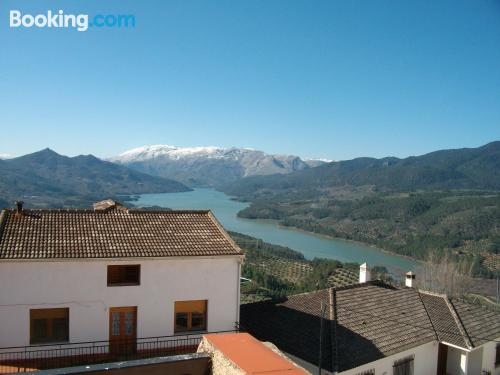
{"left": 0, "top": 329, "right": 237, "bottom": 374}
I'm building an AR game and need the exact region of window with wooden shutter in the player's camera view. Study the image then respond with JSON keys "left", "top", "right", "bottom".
{"left": 393, "top": 355, "right": 414, "bottom": 375}
{"left": 30, "top": 308, "right": 69, "bottom": 344}
{"left": 174, "top": 300, "right": 207, "bottom": 333}
{"left": 107, "top": 265, "right": 140, "bottom": 286}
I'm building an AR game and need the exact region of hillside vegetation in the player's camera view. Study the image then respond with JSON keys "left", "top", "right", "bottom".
{"left": 223, "top": 142, "right": 500, "bottom": 277}
{"left": 0, "top": 149, "right": 190, "bottom": 208}
{"left": 231, "top": 232, "right": 497, "bottom": 304}
{"left": 225, "top": 141, "right": 500, "bottom": 198}
{"left": 229, "top": 232, "right": 390, "bottom": 303}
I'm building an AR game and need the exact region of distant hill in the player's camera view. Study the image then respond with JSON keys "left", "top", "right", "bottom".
{"left": 108, "top": 145, "right": 326, "bottom": 187}
{"left": 221, "top": 142, "right": 500, "bottom": 277}
{"left": 0, "top": 149, "right": 190, "bottom": 208}
{"left": 224, "top": 141, "right": 500, "bottom": 198}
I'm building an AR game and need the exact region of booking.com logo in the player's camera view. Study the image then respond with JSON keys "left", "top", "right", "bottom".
{"left": 9, "top": 10, "right": 135, "bottom": 32}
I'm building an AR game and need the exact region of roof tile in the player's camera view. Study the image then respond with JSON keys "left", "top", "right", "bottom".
{"left": 0, "top": 208, "right": 243, "bottom": 259}
{"left": 241, "top": 282, "right": 500, "bottom": 373}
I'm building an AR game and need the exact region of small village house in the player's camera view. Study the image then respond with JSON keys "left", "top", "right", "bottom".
{"left": 241, "top": 264, "right": 500, "bottom": 375}
{"left": 0, "top": 200, "right": 243, "bottom": 352}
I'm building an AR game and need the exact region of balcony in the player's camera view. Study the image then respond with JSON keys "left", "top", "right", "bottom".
{"left": 0, "top": 330, "right": 237, "bottom": 374}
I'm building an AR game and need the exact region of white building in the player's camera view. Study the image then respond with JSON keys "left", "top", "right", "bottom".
{"left": 0, "top": 201, "right": 244, "bottom": 350}
{"left": 241, "top": 265, "right": 500, "bottom": 375}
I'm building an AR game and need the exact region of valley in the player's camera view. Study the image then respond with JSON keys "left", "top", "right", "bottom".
{"left": 222, "top": 142, "right": 500, "bottom": 278}
{"left": 236, "top": 190, "right": 499, "bottom": 277}
{"left": 0, "top": 142, "right": 498, "bottom": 281}
{"left": 131, "top": 188, "right": 420, "bottom": 276}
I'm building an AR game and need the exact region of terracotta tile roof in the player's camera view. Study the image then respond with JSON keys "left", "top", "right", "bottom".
{"left": 201, "top": 333, "right": 309, "bottom": 374}
{"left": 241, "top": 281, "right": 500, "bottom": 373}
{"left": 0, "top": 207, "right": 243, "bottom": 259}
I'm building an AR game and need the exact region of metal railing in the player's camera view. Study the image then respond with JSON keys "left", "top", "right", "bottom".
{"left": 0, "top": 329, "right": 237, "bottom": 374}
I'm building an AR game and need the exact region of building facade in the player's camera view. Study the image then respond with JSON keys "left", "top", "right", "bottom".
{"left": 0, "top": 201, "right": 244, "bottom": 349}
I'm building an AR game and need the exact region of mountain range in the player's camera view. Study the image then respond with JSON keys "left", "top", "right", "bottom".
{"left": 108, "top": 145, "right": 327, "bottom": 187}
{"left": 1, "top": 141, "right": 499, "bottom": 210}
{"left": 0, "top": 149, "right": 189, "bottom": 208}
{"left": 217, "top": 142, "right": 500, "bottom": 278}
{"left": 223, "top": 141, "right": 500, "bottom": 199}
{"left": 1, "top": 142, "right": 497, "bottom": 277}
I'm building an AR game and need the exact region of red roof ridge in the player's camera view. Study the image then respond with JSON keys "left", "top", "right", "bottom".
{"left": 130, "top": 209, "right": 211, "bottom": 214}
{"left": 202, "top": 333, "right": 309, "bottom": 374}
{"left": 206, "top": 211, "right": 243, "bottom": 256}
{"left": 3, "top": 208, "right": 212, "bottom": 214}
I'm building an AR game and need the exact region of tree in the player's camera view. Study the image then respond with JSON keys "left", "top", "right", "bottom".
{"left": 419, "top": 250, "right": 474, "bottom": 297}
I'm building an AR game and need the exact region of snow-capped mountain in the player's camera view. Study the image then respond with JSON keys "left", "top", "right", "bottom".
{"left": 109, "top": 145, "right": 327, "bottom": 187}
{"left": 304, "top": 158, "right": 333, "bottom": 167}
{"left": 112, "top": 145, "right": 252, "bottom": 162}
{"left": 0, "top": 153, "right": 11, "bottom": 160}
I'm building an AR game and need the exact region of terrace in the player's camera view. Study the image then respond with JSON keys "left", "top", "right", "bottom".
{"left": 0, "top": 330, "right": 236, "bottom": 374}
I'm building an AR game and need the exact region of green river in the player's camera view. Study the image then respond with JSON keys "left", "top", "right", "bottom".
{"left": 134, "top": 188, "right": 419, "bottom": 276}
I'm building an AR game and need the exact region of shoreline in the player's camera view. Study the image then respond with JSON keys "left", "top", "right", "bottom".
{"left": 275, "top": 222, "right": 424, "bottom": 266}
{"left": 133, "top": 189, "right": 421, "bottom": 274}
{"left": 236, "top": 213, "right": 423, "bottom": 266}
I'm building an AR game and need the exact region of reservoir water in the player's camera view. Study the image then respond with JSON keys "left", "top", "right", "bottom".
{"left": 134, "top": 188, "right": 419, "bottom": 276}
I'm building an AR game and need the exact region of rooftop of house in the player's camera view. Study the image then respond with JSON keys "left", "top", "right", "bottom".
{"left": 440, "top": 296, "right": 500, "bottom": 348}
{"left": 419, "top": 291, "right": 471, "bottom": 348}
{"left": 0, "top": 200, "right": 243, "bottom": 260}
{"left": 200, "top": 332, "right": 309, "bottom": 374}
{"left": 240, "top": 280, "right": 500, "bottom": 373}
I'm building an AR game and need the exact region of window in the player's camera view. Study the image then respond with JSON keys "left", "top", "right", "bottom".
{"left": 174, "top": 300, "right": 207, "bottom": 333}
{"left": 107, "top": 265, "right": 140, "bottom": 286}
{"left": 495, "top": 344, "right": 500, "bottom": 367}
{"left": 30, "top": 308, "right": 69, "bottom": 344}
{"left": 393, "top": 356, "right": 414, "bottom": 375}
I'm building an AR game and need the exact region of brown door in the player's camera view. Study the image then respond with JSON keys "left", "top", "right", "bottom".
{"left": 109, "top": 306, "right": 137, "bottom": 356}
{"left": 436, "top": 343, "right": 448, "bottom": 375}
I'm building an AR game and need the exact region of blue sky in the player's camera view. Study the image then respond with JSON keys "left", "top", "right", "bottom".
{"left": 0, "top": 0, "right": 499, "bottom": 161}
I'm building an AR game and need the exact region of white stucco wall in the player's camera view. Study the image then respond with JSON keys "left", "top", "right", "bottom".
{"left": 480, "top": 339, "right": 500, "bottom": 375}
{"left": 446, "top": 339, "right": 500, "bottom": 375}
{"left": 447, "top": 346, "right": 468, "bottom": 375}
{"left": 467, "top": 346, "right": 483, "bottom": 375}
{"left": 340, "top": 339, "right": 499, "bottom": 375}
{"left": 0, "top": 256, "right": 241, "bottom": 348}
{"left": 338, "top": 340, "right": 438, "bottom": 375}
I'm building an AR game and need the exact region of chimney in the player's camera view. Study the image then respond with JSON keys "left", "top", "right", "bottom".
{"left": 93, "top": 199, "right": 117, "bottom": 212}
{"left": 359, "top": 262, "right": 371, "bottom": 283}
{"left": 15, "top": 201, "right": 24, "bottom": 214}
{"left": 405, "top": 271, "right": 416, "bottom": 288}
